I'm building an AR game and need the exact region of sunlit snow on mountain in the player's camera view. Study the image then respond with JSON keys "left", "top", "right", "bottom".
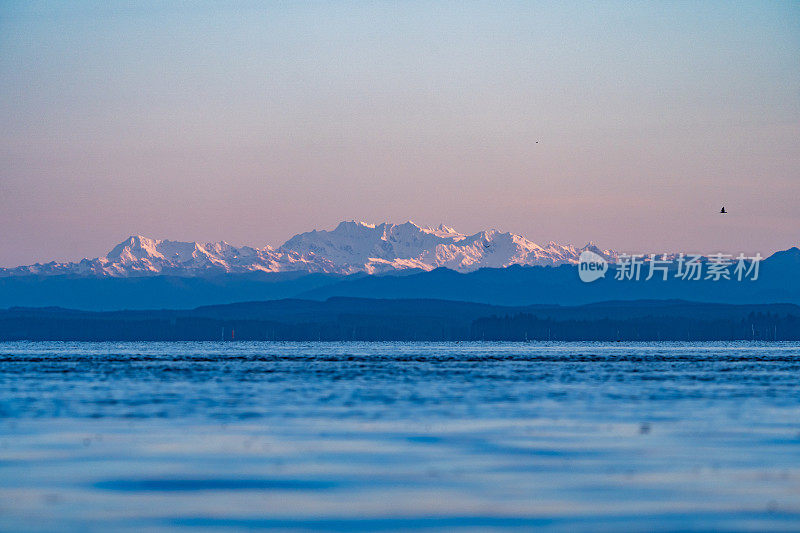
{"left": 0, "top": 221, "right": 617, "bottom": 277}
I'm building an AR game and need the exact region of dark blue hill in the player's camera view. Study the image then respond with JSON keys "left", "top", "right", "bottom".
{"left": 2, "top": 298, "right": 799, "bottom": 341}
{"left": 0, "top": 247, "right": 797, "bottom": 310}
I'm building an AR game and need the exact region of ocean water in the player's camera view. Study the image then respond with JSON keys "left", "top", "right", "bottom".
{"left": 0, "top": 341, "right": 798, "bottom": 532}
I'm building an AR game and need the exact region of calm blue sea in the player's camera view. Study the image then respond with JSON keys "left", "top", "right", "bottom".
{"left": 1, "top": 341, "right": 799, "bottom": 532}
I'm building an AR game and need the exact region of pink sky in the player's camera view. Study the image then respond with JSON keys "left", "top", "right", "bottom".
{"left": 1, "top": 2, "right": 798, "bottom": 266}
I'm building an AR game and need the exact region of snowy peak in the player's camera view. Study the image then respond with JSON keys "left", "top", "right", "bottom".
{"left": 112, "top": 236, "right": 260, "bottom": 260}
{"left": 107, "top": 235, "right": 188, "bottom": 263}
{"left": 278, "top": 221, "right": 453, "bottom": 273}
{"left": 1, "top": 221, "right": 618, "bottom": 277}
{"left": 106, "top": 235, "right": 155, "bottom": 259}
{"left": 102, "top": 236, "right": 246, "bottom": 274}
{"left": 272, "top": 221, "right": 617, "bottom": 274}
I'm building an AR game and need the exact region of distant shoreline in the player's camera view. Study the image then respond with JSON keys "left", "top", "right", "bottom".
{"left": 2, "top": 298, "right": 798, "bottom": 342}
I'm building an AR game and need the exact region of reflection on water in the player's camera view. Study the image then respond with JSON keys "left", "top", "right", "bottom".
{"left": 0, "top": 341, "right": 799, "bottom": 531}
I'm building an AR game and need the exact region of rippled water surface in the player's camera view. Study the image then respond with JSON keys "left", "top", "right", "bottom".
{"left": 1, "top": 341, "right": 799, "bottom": 532}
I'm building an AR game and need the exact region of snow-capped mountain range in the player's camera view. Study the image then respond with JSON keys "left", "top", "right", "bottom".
{"left": 0, "top": 221, "right": 617, "bottom": 277}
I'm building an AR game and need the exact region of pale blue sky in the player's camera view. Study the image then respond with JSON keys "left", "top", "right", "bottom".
{"left": 1, "top": 1, "right": 798, "bottom": 265}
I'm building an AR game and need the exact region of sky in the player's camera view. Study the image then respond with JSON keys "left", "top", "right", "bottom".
{"left": 1, "top": 1, "right": 798, "bottom": 266}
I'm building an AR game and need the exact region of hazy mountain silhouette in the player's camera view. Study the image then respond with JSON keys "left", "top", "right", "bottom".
{"left": 2, "top": 298, "right": 798, "bottom": 341}
{"left": 0, "top": 248, "right": 797, "bottom": 310}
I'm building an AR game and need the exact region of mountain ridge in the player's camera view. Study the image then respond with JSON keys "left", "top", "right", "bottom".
{"left": 0, "top": 250, "right": 796, "bottom": 311}
{"left": 1, "top": 221, "right": 616, "bottom": 278}
{"left": 2, "top": 297, "right": 798, "bottom": 341}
